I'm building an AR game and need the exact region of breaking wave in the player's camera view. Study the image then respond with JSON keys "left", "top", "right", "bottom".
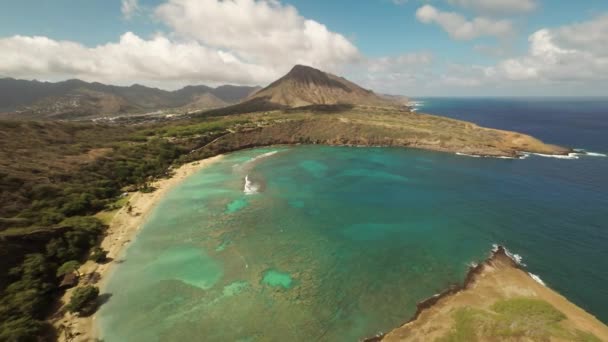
{"left": 492, "top": 244, "right": 525, "bottom": 266}
{"left": 233, "top": 151, "right": 280, "bottom": 172}
{"left": 408, "top": 101, "right": 424, "bottom": 112}
{"left": 520, "top": 149, "right": 606, "bottom": 160}
{"left": 524, "top": 152, "right": 581, "bottom": 160}
{"left": 243, "top": 175, "right": 260, "bottom": 195}
{"left": 491, "top": 244, "right": 546, "bottom": 286}
{"left": 574, "top": 149, "right": 607, "bottom": 157}
{"left": 529, "top": 273, "right": 546, "bottom": 286}
{"left": 456, "top": 152, "right": 517, "bottom": 160}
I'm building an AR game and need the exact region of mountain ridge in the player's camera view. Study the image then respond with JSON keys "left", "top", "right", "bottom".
{"left": 0, "top": 77, "right": 261, "bottom": 119}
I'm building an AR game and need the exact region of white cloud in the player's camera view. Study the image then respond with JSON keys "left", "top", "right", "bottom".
{"left": 416, "top": 5, "right": 513, "bottom": 40}
{"left": 366, "top": 52, "right": 433, "bottom": 73}
{"left": 496, "top": 24, "right": 608, "bottom": 83}
{"left": 0, "top": 33, "right": 275, "bottom": 88}
{"left": 155, "top": 0, "right": 360, "bottom": 71}
{"left": 0, "top": 0, "right": 360, "bottom": 88}
{"left": 358, "top": 14, "right": 608, "bottom": 96}
{"left": 348, "top": 52, "right": 435, "bottom": 94}
{"left": 439, "top": 14, "right": 608, "bottom": 92}
{"left": 447, "top": 0, "right": 537, "bottom": 15}
{"left": 121, "top": 0, "right": 140, "bottom": 19}
{"left": 553, "top": 14, "right": 608, "bottom": 57}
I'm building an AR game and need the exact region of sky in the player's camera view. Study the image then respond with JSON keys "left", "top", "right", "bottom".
{"left": 0, "top": 0, "right": 607, "bottom": 96}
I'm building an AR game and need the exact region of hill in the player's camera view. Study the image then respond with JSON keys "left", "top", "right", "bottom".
{"left": 206, "top": 65, "right": 403, "bottom": 115}
{"left": 0, "top": 78, "right": 260, "bottom": 120}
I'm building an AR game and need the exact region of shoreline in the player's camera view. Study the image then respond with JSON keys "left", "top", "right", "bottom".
{"left": 52, "top": 154, "right": 224, "bottom": 342}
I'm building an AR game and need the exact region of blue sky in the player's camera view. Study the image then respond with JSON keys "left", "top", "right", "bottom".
{"left": 1, "top": 0, "right": 607, "bottom": 95}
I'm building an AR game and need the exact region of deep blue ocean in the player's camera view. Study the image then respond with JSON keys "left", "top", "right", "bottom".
{"left": 99, "top": 98, "right": 608, "bottom": 341}
{"left": 415, "top": 97, "right": 608, "bottom": 319}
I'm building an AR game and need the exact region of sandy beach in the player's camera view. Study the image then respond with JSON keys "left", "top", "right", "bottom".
{"left": 52, "top": 155, "right": 224, "bottom": 342}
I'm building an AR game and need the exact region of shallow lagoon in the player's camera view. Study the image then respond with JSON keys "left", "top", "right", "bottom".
{"left": 99, "top": 145, "right": 608, "bottom": 341}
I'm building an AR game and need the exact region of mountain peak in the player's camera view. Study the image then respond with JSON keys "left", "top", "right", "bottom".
{"left": 245, "top": 65, "right": 395, "bottom": 108}
{"left": 265, "top": 64, "right": 350, "bottom": 92}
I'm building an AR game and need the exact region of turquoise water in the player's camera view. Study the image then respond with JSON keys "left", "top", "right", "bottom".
{"left": 98, "top": 142, "right": 608, "bottom": 341}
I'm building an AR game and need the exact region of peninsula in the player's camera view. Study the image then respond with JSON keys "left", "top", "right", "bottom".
{"left": 366, "top": 246, "right": 608, "bottom": 341}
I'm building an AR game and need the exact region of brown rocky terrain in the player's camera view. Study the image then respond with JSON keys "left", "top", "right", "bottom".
{"left": 228, "top": 65, "right": 403, "bottom": 110}
{"left": 193, "top": 107, "right": 570, "bottom": 159}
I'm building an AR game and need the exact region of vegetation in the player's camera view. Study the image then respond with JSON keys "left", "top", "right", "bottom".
{"left": 0, "top": 254, "right": 56, "bottom": 341}
{"left": 56, "top": 261, "right": 81, "bottom": 277}
{"left": 66, "top": 286, "right": 99, "bottom": 315}
{"left": 89, "top": 247, "right": 108, "bottom": 263}
{"left": 437, "top": 298, "right": 601, "bottom": 342}
{"left": 0, "top": 116, "right": 238, "bottom": 340}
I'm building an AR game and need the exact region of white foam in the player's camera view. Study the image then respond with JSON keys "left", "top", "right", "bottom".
{"left": 575, "top": 148, "right": 607, "bottom": 157}
{"left": 456, "top": 152, "right": 482, "bottom": 158}
{"left": 233, "top": 151, "right": 280, "bottom": 172}
{"left": 250, "top": 151, "right": 278, "bottom": 162}
{"left": 529, "top": 273, "right": 546, "bottom": 286}
{"left": 528, "top": 152, "right": 581, "bottom": 160}
{"left": 457, "top": 152, "right": 517, "bottom": 160}
{"left": 243, "top": 175, "right": 260, "bottom": 195}
{"left": 584, "top": 151, "right": 607, "bottom": 157}
{"left": 492, "top": 244, "right": 526, "bottom": 266}
{"left": 511, "top": 253, "right": 524, "bottom": 266}
{"left": 408, "top": 101, "right": 424, "bottom": 112}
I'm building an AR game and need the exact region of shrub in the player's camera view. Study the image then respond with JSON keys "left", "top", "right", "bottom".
{"left": 0, "top": 316, "right": 45, "bottom": 342}
{"left": 66, "top": 286, "right": 99, "bottom": 315}
{"left": 56, "top": 261, "right": 81, "bottom": 277}
{"left": 89, "top": 247, "right": 108, "bottom": 263}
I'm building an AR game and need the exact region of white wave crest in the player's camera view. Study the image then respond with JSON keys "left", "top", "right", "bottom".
{"left": 233, "top": 151, "right": 280, "bottom": 172}
{"left": 529, "top": 273, "right": 546, "bottom": 286}
{"left": 456, "top": 152, "right": 482, "bottom": 158}
{"left": 408, "top": 101, "right": 425, "bottom": 112}
{"left": 520, "top": 152, "right": 581, "bottom": 160}
{"left": 243, "top": 175, "right": 260, "bottom": 195}
{"left": 457, "top": 152, "right": 517, "bottom": 160}
{"left": 574, "top": 149, "right": 607, "bottom": 157}
{"left": 249, "top": 151, "right": 278, "bottom": 162}
{"left": 492, "top": 244, "right": 525, "bottom": 266}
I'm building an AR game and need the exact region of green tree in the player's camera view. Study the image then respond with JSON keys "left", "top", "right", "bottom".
{"left": 66, "top": 286, "right": 99, "bottom": 315}
{"left": 0, "top": 316, "right": 44, "bottom": 342}
{"left": 56, "top": 261, "right": 81, "bottom": 277}
{"left": 89, "top": 247, "right": 108, "bottom": 263}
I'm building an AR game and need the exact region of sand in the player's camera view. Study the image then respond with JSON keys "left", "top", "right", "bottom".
{"left": 52, "top": 155, "right": 224, "bottom": 342}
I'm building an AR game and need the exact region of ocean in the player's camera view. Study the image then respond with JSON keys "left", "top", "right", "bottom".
{"left": 99, "top": 98, "right": 608, "bottom": 341}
